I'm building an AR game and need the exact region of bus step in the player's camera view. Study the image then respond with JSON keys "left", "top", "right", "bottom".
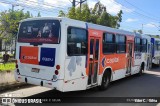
{"left": 87, "top": 84, "right": 98, "bottom": 89}
{"left": 125, "top": 73, "right": 131, "bottom": 76}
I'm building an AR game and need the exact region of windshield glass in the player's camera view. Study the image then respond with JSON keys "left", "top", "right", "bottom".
{"left": 18, "top": 20, "right": 60, "bottom": 44}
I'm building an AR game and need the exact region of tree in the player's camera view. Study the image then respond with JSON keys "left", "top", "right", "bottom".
{"left": 58, "top": 2, "right": 123, "bottom": 28}
{"left": 0, "top": 9, "right": 32, "bottom": 53}
{"left": 58, "top": 10, "right": 66, "bottom": 17}
{"left": 68, "top": 7, "right": 76, "bottom": 19}
{"left": 0, "top": 9, "right": 32, "bottom": 39}
{"left": 37, "top": 12, "right": 41, "bottom": 17}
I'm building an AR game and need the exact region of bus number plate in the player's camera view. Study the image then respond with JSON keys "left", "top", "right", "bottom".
{"left": 31, "top": 68, "right": 40, "bottom": 73}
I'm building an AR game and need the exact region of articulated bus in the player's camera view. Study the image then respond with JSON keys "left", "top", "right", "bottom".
{"left": 15, "top": 17, "right": 157, "bottom": 92}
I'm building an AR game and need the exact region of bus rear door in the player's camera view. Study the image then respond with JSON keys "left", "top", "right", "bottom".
{"left": 87, "top": 37, "right": 100, "bottom": 86}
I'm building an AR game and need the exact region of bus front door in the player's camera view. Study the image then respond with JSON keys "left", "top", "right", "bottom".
{"left": 88, "top": 37, "right": 100, "bottom": 86}
{"left": 126, "top": 42, "right": 133, "bottom": 75}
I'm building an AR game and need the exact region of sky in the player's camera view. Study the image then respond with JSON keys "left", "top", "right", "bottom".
{"left": 0, "top": 0, "right": 160, "bottom": 35}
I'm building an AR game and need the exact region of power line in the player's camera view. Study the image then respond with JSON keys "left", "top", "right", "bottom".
{"left": 15, "top": 0, "right": 68, "bottom": 12}
{"left": 0, "top": 0, "right": 60, "bottom": 15}
{"left": 123, "top": 0, "right": 160, "bottom": 21}
{"left": 0, "top": 0, "right": 66, "bottom": 13}
{"left": 113, "top": 0, "right": 160, "bottom": 22}
{"left": 16, "top": 0, "right": 68, "bottom": 10}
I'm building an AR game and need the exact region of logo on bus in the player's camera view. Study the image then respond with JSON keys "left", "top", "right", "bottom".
{"left": 42, "top": 57, "right": 54, "bottom": 62}
{"left": 22, "top": 56, "right": 37, "bottom": 60}
{"left": 102, "top": 57, "right": 119, "bottom": 67}
{"left": 106, "top": 58, "right": 119, "bottom": 64}
{"left": 92, "top": 32, "right": 99, "bottom": 36}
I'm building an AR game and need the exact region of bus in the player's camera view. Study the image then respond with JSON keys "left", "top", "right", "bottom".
{"left": 151, "top": 38, "right": 160, "bottom": 66}
{"left": 15, "top": 17, "right": 149, "bottom": 92}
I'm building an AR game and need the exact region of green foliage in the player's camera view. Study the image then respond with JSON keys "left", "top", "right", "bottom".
{"left": 68, "top": 7, "right": 76, "bottom": 19}
{"left": 37, "top": 12, "right": 41, "bottom": 17}
{"left": 58, "top": 2, "right": 123, "bottom": 28}
{"left": 58, "top": 10, "right": 66, "bottom": 17}
{"left": 134, "top": 30, "right": 143, "bottom": 34}
{"left": 0, "top": 9, "right": 32, "bottom": 39}
{"left": 0, "top": 62, "right": 15, "bottom": 71}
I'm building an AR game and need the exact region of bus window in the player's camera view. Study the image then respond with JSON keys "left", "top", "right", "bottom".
{"left": 155, "top": 41, "right": 160, "bottom": 51}
{"left": 134, "top": 37, "right": 141, "bottom": 52}
{"left": 103, "top": 33, "right": 116, "bottom": 54}
{"left": 67, "top": 27, "right": 87, "bottom": 56}
{"left": 90, "top": 39, "right": 94, "bottom": 55}
{"left": 116, "top": 34, "right": 126, "bottom": 53}
{"left": 18, "top": 20, "right": 60, "bottom": 44}
{"left": 142, "top": 39, "right": 147, "bottom": 53}
{"left": 95, "top": 39, "right": 99, "bottom": 60}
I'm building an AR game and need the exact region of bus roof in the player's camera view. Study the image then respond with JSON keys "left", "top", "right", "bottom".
{"left": 20, "top": 17, "right": 135, "bottom": 36}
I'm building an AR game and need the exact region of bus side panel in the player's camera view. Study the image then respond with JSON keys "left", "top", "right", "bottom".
{"left": 63, "top": 21, "right": 88, "bottom": 92}
{"left": 63, "top": 56, "right": 87, "bottom": 91}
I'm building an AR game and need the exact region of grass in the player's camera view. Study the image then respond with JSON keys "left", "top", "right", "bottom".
{"left": 0, "top": 62, "right": 15, "bottom": 72}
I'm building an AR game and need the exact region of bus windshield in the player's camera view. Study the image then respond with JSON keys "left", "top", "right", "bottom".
{"left": 18, "top": 20, "right": 60, "bottom": 44}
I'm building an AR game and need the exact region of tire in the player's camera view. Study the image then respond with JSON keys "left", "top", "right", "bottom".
{"left": 138, "top": 65, "right": 144, "bottom": 76}
{"left": 98, "top": 71, "right": 111, "bottom": 90}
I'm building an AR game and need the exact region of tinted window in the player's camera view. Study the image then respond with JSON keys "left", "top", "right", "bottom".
{"left": 116, "top": 34, "right": 126, "bottom": 53}
{"left": 95, "top": 39, "right": 99, "bottom": 60}
{"left": 18, "top": 20, "right": 60, "bottom": 44}
{"left": 90, "top": 39, "right": 94, "bottom": 55}
{"left": 134, "top": 37, "right": 141, "bottom": 52}
{"left": 155, "top": 41, "right": 160, "bottom": 51}
{"left": 103, "top": 33, "right": 115, "bottom": 54}
{"left": 67, "top": 27, "right": 87, "bottom": 56}
{"left": 142, "top": 39, "right": 147, "bottom": 52}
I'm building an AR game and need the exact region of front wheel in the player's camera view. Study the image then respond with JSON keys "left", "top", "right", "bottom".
{"left": 98, "top": 71, "right": 110, "bottom": 90}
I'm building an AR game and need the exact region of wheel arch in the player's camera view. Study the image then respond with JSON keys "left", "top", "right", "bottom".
{"left": 101, "top": 66, "right": 113, "bottom": 83}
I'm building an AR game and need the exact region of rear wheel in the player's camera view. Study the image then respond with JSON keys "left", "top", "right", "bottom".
{"left": 138, "top": 65, "right": 144, "bottom": 76}
{"left": 98, "top": 71, "right": 111, "bottom": 90}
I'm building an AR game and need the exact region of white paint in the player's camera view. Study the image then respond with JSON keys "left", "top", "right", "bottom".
{"left": 106, "top": 57, "right": 119, "bottom": 64}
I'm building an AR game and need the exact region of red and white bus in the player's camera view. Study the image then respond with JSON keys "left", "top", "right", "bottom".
{"left": 15, "top": 17, "right": 148, "bottom": 92}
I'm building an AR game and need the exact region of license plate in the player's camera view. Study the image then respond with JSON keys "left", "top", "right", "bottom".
{"left": 31, "top": 68, "right": 40, "bottom": 73}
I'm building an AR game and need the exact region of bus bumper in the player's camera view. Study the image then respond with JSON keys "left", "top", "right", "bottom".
{"left": 14, "top": 73, "right": 64, "bottom": 91}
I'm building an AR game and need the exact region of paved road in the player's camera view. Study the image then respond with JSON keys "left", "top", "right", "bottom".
{"left": 1, "top": 67, "right": 160, "bottom": 106}
{"left": 27, "top": 67, "right": 160, "bottom": 97}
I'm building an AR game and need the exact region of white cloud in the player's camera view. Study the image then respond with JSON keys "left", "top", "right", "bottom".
{"left": 125, "top": 18, "right": 138, "bottom": 22}
{"left": 16, "top": 0, "right": 133, "bottom": 15}
{"left": 17, "top": 0, "right": 39, "bottom": 7}
{"left": 144, "top": 22, "right": 159, "bottom": 28}
{"left": 88, "top": 0, "right": 134, "bottom": 15}
{"left": 44, "top": 0, "right": 70, "bottom": 7}
{"left": 0, "top": 2, "right": 9, "bottom": 7}
{"left": 16, "top": 0, "right": 70, "bottom": 12}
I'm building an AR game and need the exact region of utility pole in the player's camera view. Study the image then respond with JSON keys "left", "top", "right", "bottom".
{"left": 72, "top": 0, "right": 76, "bottom": 7}
{"left": 11, "top": 4, "right": 19, "bottom": 58}
{"left": 80, "top": 0, "right": 87, "bottom": 11}
{"left": 71, "top": 0, "right": 87, "bottom": 9}
{"left": 142, "top": 24, "right": 143, "bottom": 33}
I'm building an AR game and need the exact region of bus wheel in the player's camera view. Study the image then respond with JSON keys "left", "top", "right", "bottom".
{"left": 98, "top": 71, "right": 111, "bottom": 90}
{"left": 138, "top": 65, "right": 144, "bottom": 76}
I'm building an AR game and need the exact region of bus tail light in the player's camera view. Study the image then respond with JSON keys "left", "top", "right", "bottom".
{"left": 56, "top": 65, "right": 60, "bottom": 70}
{"left": 55, "top": 70, "right": 59, "bottom": 75}
{"left": 16, "top": 64, "right": 18, "bottom": 68}
{"left": 15, "top": 60, "right": 18, "bottom": 68}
